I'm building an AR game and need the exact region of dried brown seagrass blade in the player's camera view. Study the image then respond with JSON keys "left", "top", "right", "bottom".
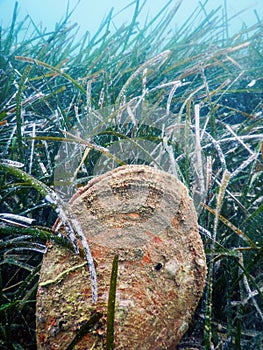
{"left": 36, "top": 165, "right": 207, "bottom": 350}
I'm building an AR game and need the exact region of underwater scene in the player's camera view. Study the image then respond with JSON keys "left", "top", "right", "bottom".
{"left": 0, "top": 0, "right": 262, "bottom": 349}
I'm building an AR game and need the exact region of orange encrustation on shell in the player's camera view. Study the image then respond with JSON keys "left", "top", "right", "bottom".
{"left": 36, "top": 165, "right": 207, "bottom": 349}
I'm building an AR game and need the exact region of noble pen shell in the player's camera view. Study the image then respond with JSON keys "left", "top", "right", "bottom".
{"left": 36, "top": 165, "right": 207, "bottom": 350}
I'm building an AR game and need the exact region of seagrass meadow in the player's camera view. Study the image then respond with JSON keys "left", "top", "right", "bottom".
{"left": 0, "top": 0, "right": 263, "bottom": 349}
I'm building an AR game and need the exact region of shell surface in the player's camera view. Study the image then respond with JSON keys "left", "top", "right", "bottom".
{"left": 36, "top": 165, "right": 207, "bottom": 349}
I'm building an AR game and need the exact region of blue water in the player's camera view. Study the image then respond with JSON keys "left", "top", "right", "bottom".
{"left": 0, "top": 0, "right": 262, "bottom": 39}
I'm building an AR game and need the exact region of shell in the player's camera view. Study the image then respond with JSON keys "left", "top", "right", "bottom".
{"left": 36, "top": 165, "right": 207, "bottom": 349}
